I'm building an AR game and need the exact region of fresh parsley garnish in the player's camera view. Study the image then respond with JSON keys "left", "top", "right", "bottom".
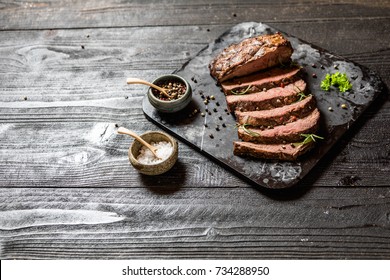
{"left": 321, "top": 72, "right": 352, "bottom": 93}
{"left": 320, "top": 74, "right": 332, "bottom": 91}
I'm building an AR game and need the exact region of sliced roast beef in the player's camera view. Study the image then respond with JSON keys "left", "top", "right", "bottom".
{"left": 235, "top": 94, "right": 316, "bottom": 127}
{"left": 221, "top": 65, "right": 301, "bottom": 95}
{"left": 233, "top": 141, "right": 314, "bottom": 161}
{"left": 209, "top": 33, "right": 293, "bottom": 82}
{"left": 226, "top": 79, "right": 306, "bottom": 112}
{"left": 237, "top": 108, "right": 320, "bottom": 144}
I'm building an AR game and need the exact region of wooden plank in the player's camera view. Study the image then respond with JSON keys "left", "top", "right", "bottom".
{"left": 0, "top": 0, "right": 389, "bottom": 30}
{"left": 0, "top": 187, "right": 389, "bottom": 259}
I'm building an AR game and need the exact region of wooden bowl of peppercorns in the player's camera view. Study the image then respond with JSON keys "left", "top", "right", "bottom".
{"left": 148, "top": 74, "right": 192, "bottom": 113}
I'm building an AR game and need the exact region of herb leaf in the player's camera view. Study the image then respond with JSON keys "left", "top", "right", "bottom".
{"left": 292, "top": 133, "right": 324, "bottom": 147}
{"left": 239, "top": 124, "right": 260, "bottom": 137}
{"left": 294, "top": 85, "right": 309, "bottom": 101}
{"left": 321, "top": 72, "right": 352, "bottom": 92}
{"left": 297, "top": 91, "right": 309, "bottom": 101}
{"left": 320, "top": 73, "right": 332, "bottom": 91}
{"left": 231, "top": 85, "right": 252, "bottom": 95}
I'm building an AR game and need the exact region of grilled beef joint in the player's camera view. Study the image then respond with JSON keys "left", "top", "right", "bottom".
{"left": 209, "top": 32, "right": 293, "bottom": 82}
{"left": 209, "top": 32, "right": 322, "bottom": 161}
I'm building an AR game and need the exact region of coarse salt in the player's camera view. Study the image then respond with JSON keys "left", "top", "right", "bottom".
{"left": 136, "top": 141, "right": 173, "bottom": 164}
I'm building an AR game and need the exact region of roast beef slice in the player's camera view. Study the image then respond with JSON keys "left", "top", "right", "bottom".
{"left": 237, "top": 108, "right": 320, "bottom": 144}
{"left": 235, "top": 94, "right": 316, "bottom": 127}
{"left": 221, "top": 65, "right": 301, "bottom": 95}
{"left": 226, "top": 79, "right": 307, "bottom": 113}
{"left": 233, "top": 141, "right": 314, "bottom": 161}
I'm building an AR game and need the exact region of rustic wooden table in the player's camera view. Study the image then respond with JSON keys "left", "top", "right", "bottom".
{"left": 0, "top": 0, "right": 389, "bottom": 259}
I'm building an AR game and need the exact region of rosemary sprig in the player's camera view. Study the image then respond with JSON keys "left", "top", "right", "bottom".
{"left": 238, "top": 123, "right": 260, "bottom": 137}
{"left": 293, "top": 85, "right": 303, "bottom": 93}
{"left": 297, "top": 92, "right": 309, "bottom": 101}
{"left": 294, "top": 85, "right": 310, "bottom": 101}
{"left": 231, "top": 85, "right": 252, "bottom": 95}
{"left": 292, "top": 133, "right": 324, "bottom": 147}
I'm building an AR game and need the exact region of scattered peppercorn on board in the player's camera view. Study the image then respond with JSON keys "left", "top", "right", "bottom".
{"left": 143, "top": 22, "right": 384, "bottom": 189}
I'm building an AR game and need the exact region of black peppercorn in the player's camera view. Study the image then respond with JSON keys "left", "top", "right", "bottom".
{"left": 151, "top": 79, "right": 187, "bottom": 101}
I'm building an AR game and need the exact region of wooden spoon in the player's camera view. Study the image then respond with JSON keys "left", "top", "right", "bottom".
{"left": 117, "top": 127, "right": 161, "bottom": 159}
{"left": 126, "top": 77, "right": 171, "bottom": 99}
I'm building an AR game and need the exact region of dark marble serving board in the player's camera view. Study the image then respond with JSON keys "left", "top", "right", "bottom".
{"left": 143, "top": 22, "right": 384, "bottom": 189}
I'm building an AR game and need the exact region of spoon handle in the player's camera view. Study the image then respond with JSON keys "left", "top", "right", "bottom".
{"left": 117, "top": 127, "right": 160, "bottom": 159}
{"left": 126, "top": 78, "right": 170, "bottom": 98}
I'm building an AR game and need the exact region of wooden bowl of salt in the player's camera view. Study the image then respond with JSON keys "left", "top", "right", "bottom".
{"left": 128, "top": 131, "right": 178, "bottom": 175}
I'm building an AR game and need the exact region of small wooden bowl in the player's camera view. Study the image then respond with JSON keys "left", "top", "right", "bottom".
{"left": 147, "top": 74, "right": 192, "bottom": 113}
{"left": 128, "top": 131, "right": 178, "bottom": 175}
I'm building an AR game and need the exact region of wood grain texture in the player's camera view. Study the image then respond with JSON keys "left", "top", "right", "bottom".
{"left": 1, "top": 187, "right": 390, "bottom": 259}
{"left": 0, "top": 0, "right": 389, "bottom": 30}
{"left": 0, "top": 0, "right": 389, "bottom": 259}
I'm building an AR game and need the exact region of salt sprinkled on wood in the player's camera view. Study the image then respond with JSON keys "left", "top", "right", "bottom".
{"left": 137, "top": 141, "right": 173, "bottom": 164}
